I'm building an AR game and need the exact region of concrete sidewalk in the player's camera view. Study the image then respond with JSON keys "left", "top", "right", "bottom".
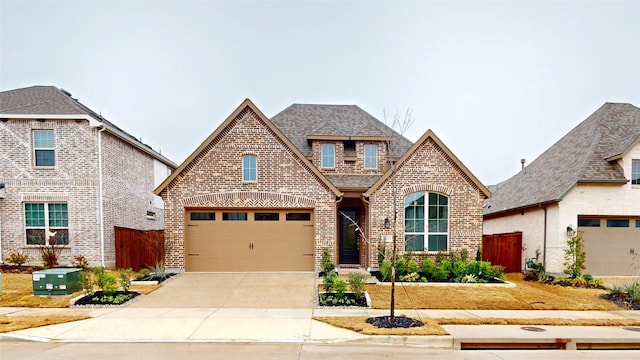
{"left": 3, "top": 306, "right": 640, "bottom": 349}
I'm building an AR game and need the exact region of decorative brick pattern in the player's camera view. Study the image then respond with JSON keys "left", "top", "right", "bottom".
{"left": 368, "top": 137, "right": 486, "bottom": 267}
{"left": 161, "top": 107, "right": 337, "bottom": 270}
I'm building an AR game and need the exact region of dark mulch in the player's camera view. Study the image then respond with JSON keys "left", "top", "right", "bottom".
{"left": 73, "top": 291, "right": 140, "bottom": 306}
{"left": 369, "top": 270, "right": 504, "bottom": 284}
{"left": 366, "top": 316, "right": 424, "bottom": 328}
{"left": 600, "top": 294, "right": 640, "bottom": 310}
{"left": 135, "top": 273, "right": 178, "bottom": 283}
{"left": 319, "top": 293, "right": 367, "bottom": 307}
{"left": 0, "top": 265, "right": 43, "bottom": 274}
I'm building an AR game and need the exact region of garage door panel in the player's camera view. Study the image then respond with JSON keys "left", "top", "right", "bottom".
{"left": 580, "top": 221, "right": 640, "bottom": 276}
{"left": 185, "top": 210, "right": 314, "bottom": 272}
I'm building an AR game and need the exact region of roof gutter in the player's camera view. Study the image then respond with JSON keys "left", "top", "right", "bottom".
{"left": 483, "top": 199, "right": 560, "bottom": 219}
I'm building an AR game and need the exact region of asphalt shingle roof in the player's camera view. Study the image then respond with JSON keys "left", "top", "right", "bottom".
{"left": 324, "top": 174, "right": 381, "bottom": 189}
{"left": 270, "top": 104, "right": 413, "bottom": 158}
{"left": 484, "top": 103, "right": 640, "bottom": 216}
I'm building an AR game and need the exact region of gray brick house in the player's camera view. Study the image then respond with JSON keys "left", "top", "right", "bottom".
{"left": 0, "top": 86, "right": 176, "bottom": 267}
{"left": 156, "top": 99, "right": 489, "bottom": 272}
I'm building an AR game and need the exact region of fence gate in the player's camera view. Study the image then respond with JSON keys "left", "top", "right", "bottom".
{"left": 482, "top": 232, "right": 522, "bottom": 273}
{"left": 115, "top": 227, "right": 164, "bottom": 271}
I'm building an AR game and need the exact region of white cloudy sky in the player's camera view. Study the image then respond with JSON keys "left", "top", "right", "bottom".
{"left": 2, "top": 0, "right": 639, "bottom": 185}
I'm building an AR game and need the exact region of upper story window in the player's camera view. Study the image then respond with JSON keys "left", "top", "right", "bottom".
{"left": 404, "top": 192, "right": 449, "bottom": 252}
{"left": 632, "top": 159, "right": 640, "bottom": 185}
{"left": 364, "top": 144, "right": 378, "bottom": 169}
{"left": 25, "top": 203, "right": 69, "bottom": 245}
{"left": 322, "top": 144, "right": 335, "bottom": 168}
{"left": 33, "top": 129, "right": 55, "bottom": 167}
{"left": 242, "top": 155, "right": 257, "bottom": 182}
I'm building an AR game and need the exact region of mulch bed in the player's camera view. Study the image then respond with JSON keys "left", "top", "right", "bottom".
{"left": 0, "top": 265, "right": 43, "bottom": 274}
{"left": 318, "top": 293, "right": 367, "bottom": 307}
{"left": 73, "top": 291, "right": 141, "bottom": 306}
{"left": 369, "top": 270, "right": 504, "bottom": 284}
{"left": 366, "top": 316, "right": 424, "bottom": 328}
{"left": 600, "top": 294, "right": 640, "bottom": 310}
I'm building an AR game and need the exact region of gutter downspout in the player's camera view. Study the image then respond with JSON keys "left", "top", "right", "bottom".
{"left": 97, "top": 125, "right": 106, "bottom": 266}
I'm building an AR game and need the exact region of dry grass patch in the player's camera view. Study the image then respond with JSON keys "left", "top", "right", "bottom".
{"left": 314, "top": 316, "right": 449, "bottom": 336}
{"left": 436, "top": 318, "right": 640, "bottom": 326}
{"left": 0, "top": 315, "right": 90, "bottom": 333}
{"left": 1, "top": 273, "right": 160, "bottom": 308}
{"left": 366, "top": 273, "right": 618, "bottom": 310}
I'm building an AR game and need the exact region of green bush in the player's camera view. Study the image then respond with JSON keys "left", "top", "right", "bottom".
{"left": 407, "top": 259, "right": 419, "bottom": 274}
{"left": 348, "top": 273, "right": 366, "bottom": 298}
{"left": 421, "top": 259, "right": 435, "bottom": 278}
{"left": 380, "top": 259, "right": 392, "bottom": 281}
{"left": 323, "top": 271, "right": 338, "bottom": 292}
{"left": 432, "top": 259, "right": 451, "bottom": 281}
{"left": 80, "top": 271, "right": 95, "bottom": 296}
{"left": 119, "top": 268, "right": 133, "bottom": 292}
{"left": 452, "top": 260, "right": 467, "bottom": 282}
{"left": 320, "top": 248, "right": 336, "bottom": 275}
{"left": 394, "top": 258, "right": 406, "bottom": 277}
{"left": 399, "top": 272, "right": 420, "bottom": 282}
{"left": 334, "top": 277, "right": 347, "bottom": 298}
{"left": 93, "top": 266, "right": 118, "bottom": 296}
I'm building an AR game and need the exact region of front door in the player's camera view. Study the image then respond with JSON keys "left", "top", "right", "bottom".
{"left": 339, "top": 209, "right": 360, "bottom": 264}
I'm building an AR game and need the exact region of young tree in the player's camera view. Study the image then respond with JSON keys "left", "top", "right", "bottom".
{"left": 380, "top": 109, "right": 415, "bottom": 322}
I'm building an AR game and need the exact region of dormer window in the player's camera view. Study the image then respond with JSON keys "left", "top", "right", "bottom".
{"left": 322, "top": 144, "right": 335, "bottom": 168}
{"left": 364, "top": 144, "right": 378, "bottom": 169}
{"left": 632, "top": 159, "right": 640, "bottom": 185}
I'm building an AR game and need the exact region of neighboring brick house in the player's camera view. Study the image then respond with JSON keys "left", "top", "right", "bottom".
{"left": 483, "top": 103, "right": 640, "bottom": 276}
{"left": 0, "top": 86, "right": 176, "bottom": 267}
{"left": 156, "top": 99, "right": 489, "bottom": 272}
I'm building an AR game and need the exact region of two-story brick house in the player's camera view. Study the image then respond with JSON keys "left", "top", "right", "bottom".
{"left": 0, "top": 86, "right": 176, "bottom": 267}
{"left": 155, "top": 99, "right": 489, "bottom": 272}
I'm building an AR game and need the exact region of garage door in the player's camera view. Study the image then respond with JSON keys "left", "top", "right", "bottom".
{"left": 185, "top": 209, "right": 315, "bottom": 272}
{"left": 579, "top": 217, "right": 640, "bottom": 276}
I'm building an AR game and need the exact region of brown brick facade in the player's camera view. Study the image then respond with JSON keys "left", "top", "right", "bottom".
{"left": 367, "top": 137, "right": 487, "bottom": 267}
{"left": 160, "top": 107, "right": 337, "bottom": 269}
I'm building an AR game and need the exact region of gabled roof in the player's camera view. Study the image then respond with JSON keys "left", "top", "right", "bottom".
{"left": 364, "top": 129, "right": 491, "bottom": 198}
{"left": 154, "top": 99, "right": 342, "bottom": 196}
{"left": 484, "top": 102, "right": 640, "bottom": 217}
{"left": 270, "top": 104, "right": 413, "bottom": 158}
{"left": 0, "top": 85, "right": 176, "bottom": 167}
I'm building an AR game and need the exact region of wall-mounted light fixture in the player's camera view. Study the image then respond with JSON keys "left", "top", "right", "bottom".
{"left": 0, "top": 183, "right": 5, "bottom": 199}
{"left": 383, "top": 217, "right": 391, "bottom": 229}
{"left": 566, "top": 225, "right": 576, "bottom": 237}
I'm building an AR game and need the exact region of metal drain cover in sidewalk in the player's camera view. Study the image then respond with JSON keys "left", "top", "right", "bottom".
{"left": 623, "top": 327, "right": 640, "bottom": 332}
{"left": 521, "top": 326, "right": 546, "bottom": 332}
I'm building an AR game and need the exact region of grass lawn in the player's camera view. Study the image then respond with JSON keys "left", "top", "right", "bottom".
{"left": 0, "top": 272, "right": 160, "bottom": 333}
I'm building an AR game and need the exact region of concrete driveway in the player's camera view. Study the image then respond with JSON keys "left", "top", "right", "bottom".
{"left": 128, "top": 272, "right": 316, "bottom": 308}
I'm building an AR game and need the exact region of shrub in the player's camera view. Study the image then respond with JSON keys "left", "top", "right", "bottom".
{"left": 407, "top": 259, "right": 419, "bottom": 274}
{"left": 320, "top": 248, "right": 336, "bottom": 275}
{"left": 80, "top": 271, "right": 95, "bottom": 296}
{"left": 93, "top": 267, "right": 118, "bottom": 296}
{"left": 399, "top": 272, "right": 420, "bottom": 282}
{"left": 564, "top": 234, "right": 586, "bottom": 278}
{"left": 323, "top": 271, "right": 338, "bottom": 292}
{"left": 452, "top": 260, "right": 467, "bottom": 282}
{"left": 4, "top": 251, "right": 29, "bottom": 266}
{"left": 432, "top": 259, "right": 451, "bottom": 281}
{"left": 394, "top": 257, "right": 406, "bottom": 277}
{"left": 609, "top": 283, "right": 625, "bottom": 295}
{"left": 626, "top": 282, "right": 640, "bottom": 302}
{"left": 71, "top": 255, "right": 90, "bottom": 270}
{"left": 380, "top": 259, "right": 392, "bottom": 281}
{"left": 460, "top": 274, "right": 479, "bottom": 283}
{"left": 119, "top": 268, "right": 133, "bottom": 292}
{"left": 348, "top": 273, "right": 366, "bottom": 298}
{"left": 421, "top": 259, "right": 435, "bottom": 278}
{"left": 333, "top": 277, "right": 347, "bottom": 298}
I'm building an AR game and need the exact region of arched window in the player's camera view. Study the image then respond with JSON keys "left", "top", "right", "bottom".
{"left": 404, "top": 192, "right": 448, "bottom": 252}
{"left": 242, "top": 155, "right": 257, "bottom": 182}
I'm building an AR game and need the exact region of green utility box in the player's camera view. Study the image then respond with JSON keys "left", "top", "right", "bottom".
{"left": 32, "top": 268, "right": 82, "bottom": 296}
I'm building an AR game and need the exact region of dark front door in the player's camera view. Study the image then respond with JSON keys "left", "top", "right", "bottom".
{"left": 339, "top": 209, "right": 360, "bottom": 264}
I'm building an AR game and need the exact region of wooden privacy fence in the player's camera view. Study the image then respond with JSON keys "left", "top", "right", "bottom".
{"left": 115, "top": 227, "right": 164, "bottom": 271}
{"left": 482, "top": 231, "right": 523, "bottom": 273}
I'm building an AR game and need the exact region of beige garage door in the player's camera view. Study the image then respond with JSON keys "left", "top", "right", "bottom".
{"left": 579, "top": 217, "right": 640, "bottom": 276}
{"left": 185, "top": 209, "right": 315, "bottom": 272}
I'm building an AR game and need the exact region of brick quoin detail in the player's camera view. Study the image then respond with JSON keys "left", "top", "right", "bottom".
{"left": 182, "top": 191, "right": 317, "bottom": 208}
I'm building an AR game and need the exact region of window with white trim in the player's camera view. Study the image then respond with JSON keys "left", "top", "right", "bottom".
{"left": 322, "top": 144, "right": 335, "bottom": 168}
{"left": 364, "top": 144, "right": 378, "bottom": 169}
{"left": 242, "top": 155, "right": 257, "bottom": 182}
{"left": 33, "top": 129, "right": 55, "bottom": 167}
{"left": 632, "top": 159, "right": 640, "bottom": 185}
{"left": 25, "top": 203, "right": 69, "bottom": 245}
{"left": 404, "top": 192, "right": 449, "bottom": 252}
